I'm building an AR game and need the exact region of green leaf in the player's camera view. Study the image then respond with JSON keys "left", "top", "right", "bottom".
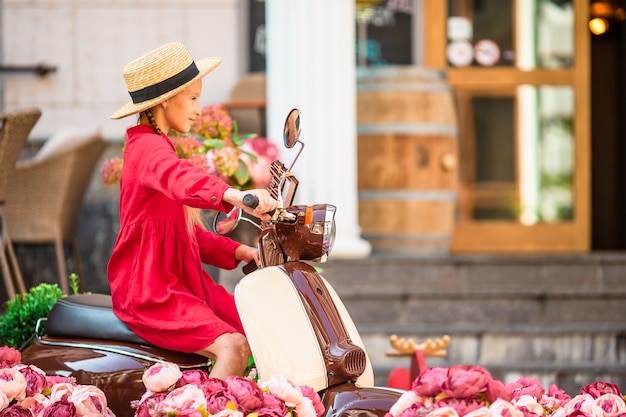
{"left": 241, "top": 149, "right": 259, "bottom": 164}
{"left": 203, "top": 138, "right": 224, "bottom": 150}
{"left": 232, "top": 160, "right": 250, "bottom": 186}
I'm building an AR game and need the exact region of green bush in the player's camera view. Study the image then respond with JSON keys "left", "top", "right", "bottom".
{"left": 0, "top": 283, "right": 63, "bottom": 349}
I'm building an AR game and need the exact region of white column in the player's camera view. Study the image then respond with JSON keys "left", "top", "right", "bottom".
{"left": 265, "top": 0, "right": 371, "bottom": 258}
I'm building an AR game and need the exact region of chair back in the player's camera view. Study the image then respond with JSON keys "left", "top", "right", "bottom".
{"left": 0, "top": 109, "right": 41, "bottom": 201}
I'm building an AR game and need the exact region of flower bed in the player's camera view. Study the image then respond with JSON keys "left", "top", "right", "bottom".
{"left": 0, "top": 346, "right": 115, "bottom": 416}
{"left": 386, "top": 365, "right": 625, "bottom": 417}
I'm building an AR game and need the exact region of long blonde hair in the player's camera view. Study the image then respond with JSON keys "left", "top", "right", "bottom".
{"left": 142, "top": 109, "right": 207, "bottom": 236}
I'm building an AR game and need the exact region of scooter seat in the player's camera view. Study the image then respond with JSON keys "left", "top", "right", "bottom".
{"left": 45, "top": 293, "right": 152, "bottom": 346}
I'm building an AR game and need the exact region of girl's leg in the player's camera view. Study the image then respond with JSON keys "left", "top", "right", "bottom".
{"left": 195, "top": 332, "right": 251, "bottom": 379}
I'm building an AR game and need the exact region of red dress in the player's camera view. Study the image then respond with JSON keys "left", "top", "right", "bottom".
{"left": 107, "top": 124, "right": 245, "bottom": 353}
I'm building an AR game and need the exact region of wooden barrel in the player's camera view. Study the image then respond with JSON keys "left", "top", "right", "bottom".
{"left": 357, "top": 66, "right": 459, "bottom": 254}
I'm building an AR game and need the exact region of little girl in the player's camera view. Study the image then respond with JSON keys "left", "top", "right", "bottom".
{"left": 107, "top": 42, "right": 278, "bottom": 378}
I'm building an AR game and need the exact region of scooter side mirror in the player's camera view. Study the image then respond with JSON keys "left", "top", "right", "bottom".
{"left": 213, "top": 207, "right": 242, "bottom": 236}
{"left": 283, "top": 108, "right": 301, "bottom": 149}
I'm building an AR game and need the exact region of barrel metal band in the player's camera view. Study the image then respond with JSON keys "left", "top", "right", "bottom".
{"left": 357, "top": 123, "right": 458, "bottom": 136}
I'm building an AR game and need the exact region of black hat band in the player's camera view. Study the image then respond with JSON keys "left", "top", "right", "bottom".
{"left": 129, "top": 62, "right": 199, "bottom": 104}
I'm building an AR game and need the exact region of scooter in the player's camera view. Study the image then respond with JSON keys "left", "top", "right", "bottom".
{"left": 20, "top": 109, "right": 404, "bottom": 417}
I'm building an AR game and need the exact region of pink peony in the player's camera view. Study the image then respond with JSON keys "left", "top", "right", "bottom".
{"left": 582, "top": 383, "right": 623, "bottom": 399}
{"left": 262, "top": 375, "right": 304, "bottom": 407}
{"left": 226, "top": 376, "right": 264, "bottom": 413}
{"left": 593, "top": 394, "right": 626, "bottom": 417}
{"left": 42, "top": 400, "right": 77, "bottom": 417}
{"left": 425, "top": 406, "right": 461, "bottom": 417}
{"left": 158, "top": 384, "right": 206, "bottom": 414}
{"left": 295, "top": 396, "right": 318, "bottom": 417}
{"left": 398, "top": 402, "right": 429, "bottom": 417}
{"left": 175, "top": 369, "right": 210, "bottom": 388}
{"left": 441, "top": 366, "right": 491, "bottom": 399}
{"left": 204, "top": 385, "right": 234, "bottom": 414}
{"left": 15, "top": 364, "right": 47, "bottom": 397}
{"left": 515, "top": 394, "right": 546, "bottom": 416}
{"left": 437, "top": 396, "right": 486, "bottom": 416}
{"left": 49, "top": 382, "right": 75, "bottom": 402}
{"left": 463, "top": 407, "right": 492, "bottom": 417}
{"left": 300, "top": 385, "right": 325, "bottom": 417}
{"left": 142, "top": 362, "right": 182, "bottom": 393}
{"left": 0, "top": 368, "right": 27, "bottom": 402}
{"left": 412, "top": 367, "right": 449, "bottom": 397}
{"left": 507, "top": 377, "right": 545, "bottom": 401}
{"left": 256, "top": 391, "right": 289, "bottom": 417}
{"left": 0, "top": 405, "right": 33, "bottom": 417}
{"left": 0, "top": 348, "right": 21, "bottom": 368}
{"left": 485, "top": 378, "right": 513, "bottom": 403}
{"left": 45, "top": 375, "right": 75, "bottom": 391}
{"left": 132, "top": 392, "right": 167, "bottom": 417}
{"left": 211, "top": 409, "right": 244, "bottom": 417}
{"left": 489, "top": 398, "right": 524, "bottom": 417}
{"left": 388, "top": 390, "right": 422, "bottom": 417}
{"left": 100, "top": 157, "right": 123, "bottom": 187}
{"left": 69, "top": 384, "right": 108, "bottom": 416}
{"left": 563, "top": 394, "right": 596, "bottom": 416}
{"left": 17, "top": 393, "right": 51, "bottom": 416}
{"left": 0, "top": 391, "right": 9, "bottom": 411}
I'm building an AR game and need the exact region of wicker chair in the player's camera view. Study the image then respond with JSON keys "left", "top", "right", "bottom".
{"left": 4, "top": 128, "right": 106, "bottom": 294}
{"left": 0, "top": 108, "right": 42, "bottom": 299}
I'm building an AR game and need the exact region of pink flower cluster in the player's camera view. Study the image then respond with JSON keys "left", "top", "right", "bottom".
{"left": 133, "top": 362, "right": 325, "bottom": 417}
{"left": 101, "top": 104, "right": 279, "bottom": 190}
{"left": 387, "top": 365, "right": 626, "bottom": 417}
{"left": 0, "top": 346, "right": 115, "bottom": 417}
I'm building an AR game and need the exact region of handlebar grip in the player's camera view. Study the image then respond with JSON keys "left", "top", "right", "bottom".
{"left": 242, "top": 260, "right": 258, "bottom": 275}
{"left": 243, "top": 194, "right": 259, "bottom": 209}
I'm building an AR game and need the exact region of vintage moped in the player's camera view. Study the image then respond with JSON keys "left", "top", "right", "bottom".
{"left": 20, "top": 109, "right": 404, "bottom": 417}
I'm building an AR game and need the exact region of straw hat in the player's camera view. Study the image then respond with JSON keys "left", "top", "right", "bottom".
{"left": 111, "top": 42, "right": 222, "bottom": 119}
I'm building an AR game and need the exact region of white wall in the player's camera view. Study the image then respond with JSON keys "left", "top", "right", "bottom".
{"left": 1, "top": 0, "right": 245, "bottom": 140}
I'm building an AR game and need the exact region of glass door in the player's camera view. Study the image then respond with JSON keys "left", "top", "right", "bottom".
{"left": 423, "top": 0, "right": 590, "bottom": 252}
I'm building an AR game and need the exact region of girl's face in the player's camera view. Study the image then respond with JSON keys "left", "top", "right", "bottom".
{"left": 163, "top": 79, "right": 203, "bottom": 133}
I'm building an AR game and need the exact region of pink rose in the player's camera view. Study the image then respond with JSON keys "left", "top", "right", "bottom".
{"left": 256, "top": 391, "right": 289, "bottom": 417}
{"left": 142, "top": 362, "right": 182, "bottom": 393}
{"left": 159, "top": 384, "right": 206, "bottom": 414}
{"left": 300, "top": 385, "right": 325, "bottom": 417}
{"left": 412, "top": 367, "right": 448, "bottom": 397}
{"left": 175, "top": 369, "right": 210, "bottom": 388}
{"left": 0, "top": 347, "right": 21, "bottom": 368}
{"left": 543, "top": 384, "right": 572, "bottom": 410}
{"left": 262, "top": 375, "right": 303, "bottom": 407}
{"left": 42, "top": 400, "right": 77, "bottom": 417}
{"left": 441, "top": 366, "right": 491, "bottom": 399}
{"left": 176, "top": 410, "right": 204, "bottom": 417}
{"left": 0, "top": 368, "right": 27, "bottom": 401}
{"left": 205, "top": 387, "right": 234, "bottom": 414}
{"left": 593, "top": 394, "right": 626, "bottom": 417}
{"left": 15, "top": 365, "right": 47, "bottom": 397}
{"left": 507, "top": 378, "right": 545, "bottom": 401}
{"left": 582, "top": 383, "right": 623, "bottom": 400}
{"left": 69, "top": 384, "right": 108, "bottom": 416}
{"left": 226, "top": 376, "right": 264, "bottom": 413}
{"left": 0, "top": 405, "right": 33, "bottom": 417}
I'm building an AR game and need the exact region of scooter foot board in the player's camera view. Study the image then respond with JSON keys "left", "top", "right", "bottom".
{"left": 235, "top": 266, "right": 328, "bottom": 391}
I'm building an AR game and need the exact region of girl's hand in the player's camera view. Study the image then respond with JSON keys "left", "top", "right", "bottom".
{"left": 235, "top": 244, "right": 260, "bottom": 267}
{"left": 223, "top": 188, "right": 278, "bottom": 221}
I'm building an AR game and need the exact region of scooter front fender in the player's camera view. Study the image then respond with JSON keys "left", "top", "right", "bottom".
{"left": 321, "top": 383, "right": 405, "bottom": 417}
